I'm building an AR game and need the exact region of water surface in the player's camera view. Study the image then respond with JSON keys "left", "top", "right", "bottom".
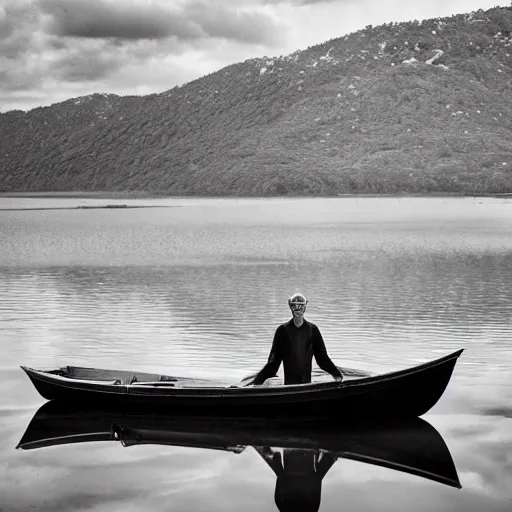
{"left": 1, "top": 196, "right": 511, "bottom": 511}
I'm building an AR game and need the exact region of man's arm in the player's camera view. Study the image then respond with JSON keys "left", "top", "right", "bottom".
{"left": 315, "top": 452, "right": 338, "bottom": 479}
{"left": 253, "top": 446, "right": 284, "bottom": 477}
{"left": 250, "top": 327, "right": 283, "bottom": 385}
{"left": 312, "top": 325, "right": 343, "bottom": 380}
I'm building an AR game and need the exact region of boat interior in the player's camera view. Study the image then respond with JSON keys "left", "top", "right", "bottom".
{"left": 40, "top": 364, "right": 371, "bottom": 388}
{"left": 46, "top": 366, "right": 228, "bottom": 387}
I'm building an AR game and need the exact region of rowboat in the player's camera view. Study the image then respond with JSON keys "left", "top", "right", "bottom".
{"left": 20, "top": 349, "right": 463, "bottom": 418}
{"left": 17, "top": 400, "right": 462, "bottom": 489}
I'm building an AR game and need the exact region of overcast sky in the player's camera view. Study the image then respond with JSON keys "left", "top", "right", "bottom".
{"left": 0, "top": 0, "right": 508, "bottom": 112}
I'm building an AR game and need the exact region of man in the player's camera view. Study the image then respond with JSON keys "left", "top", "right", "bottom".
{"left": 245, "top": 293, "right": 343, "bottom": 386}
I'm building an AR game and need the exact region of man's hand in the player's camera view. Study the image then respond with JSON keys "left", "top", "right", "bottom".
{"left": 334, "top": 375, "right": 343, "bottom": 383}
{"left": 254, "top": 446, "right": 274, "bottom": 459}
{"left": 239, "top": 375, "right": 254, "bottom": 387}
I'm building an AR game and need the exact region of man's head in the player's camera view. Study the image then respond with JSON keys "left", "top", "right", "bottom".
{"left": 288, "top": 293, "right": 307, "bottom": 319}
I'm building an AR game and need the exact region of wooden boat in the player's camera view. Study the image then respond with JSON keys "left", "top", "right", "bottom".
{"left": 20, "top": 349, "right": 463, "bottom": 418}
{"left": 16, "top": 400, "right": 462, "bottom": 489}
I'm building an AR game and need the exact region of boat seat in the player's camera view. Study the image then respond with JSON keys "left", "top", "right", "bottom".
{"left": 158, "top": 375, "right": 178, "bottom": 382}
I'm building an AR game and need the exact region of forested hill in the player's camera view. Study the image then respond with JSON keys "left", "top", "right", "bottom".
{"left": 1, "top": 6, "right": 512, "bottom": 195}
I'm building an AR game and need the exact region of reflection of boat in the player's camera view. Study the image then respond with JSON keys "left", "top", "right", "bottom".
{"left": 20, "top": 349, "right": 463, "bottom": 418}
{"left": 17, "top": 401, "right": 461, "bottom": 491}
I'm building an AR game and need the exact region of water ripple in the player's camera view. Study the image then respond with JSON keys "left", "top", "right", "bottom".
{"left": 1, "top": 197, "right": 511, "bottom": 386}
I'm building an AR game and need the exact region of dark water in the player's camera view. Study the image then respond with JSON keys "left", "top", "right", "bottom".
{"left": 1, "top": 196, "right": 511, "bottom": 511}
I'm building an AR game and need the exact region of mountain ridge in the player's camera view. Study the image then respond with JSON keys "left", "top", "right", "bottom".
{"left": 1, "top": 6, "right": 512, "bottom": 195}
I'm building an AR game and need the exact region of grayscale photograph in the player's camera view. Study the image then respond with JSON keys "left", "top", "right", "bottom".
{"left": 0, "top": 0, "right": 511, "bottom": 511}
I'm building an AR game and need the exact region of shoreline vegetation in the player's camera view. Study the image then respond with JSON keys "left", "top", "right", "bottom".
{"left": 0, "top": 202, "right": 179, "bottom": 211}
{"left": 0, "top": 207, "right": 177, "bottom": 211}
{"left": 1, "top": 6, "right": 512, "bottom": 196}
{"left": 0, "top": 191, "right": 511, "bottom": 200}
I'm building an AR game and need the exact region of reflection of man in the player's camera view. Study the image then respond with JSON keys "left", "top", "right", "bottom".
{"left": 245, "top": 293, "right": 343, "bottom": 386}
{"left": 255, "top": 446, "right": 338, "bottom": 512}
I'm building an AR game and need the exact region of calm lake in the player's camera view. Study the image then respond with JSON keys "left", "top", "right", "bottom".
{"left": 1, "top": 196, "right": 511, "bottom": 512}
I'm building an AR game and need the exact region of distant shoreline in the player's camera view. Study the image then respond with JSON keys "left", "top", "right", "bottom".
{"left": 0, "top": 205, "right": 178, "bottom": 211}
{"left": 0, "top": 191, "right": 511, "bottom": 200}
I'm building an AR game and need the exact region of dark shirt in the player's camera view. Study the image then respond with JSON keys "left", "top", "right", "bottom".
{"left": 257, "top": 448, "right": 337, "bottom": 512}
{"left": 252, "top": 319, "right": 342, "bottom": 385}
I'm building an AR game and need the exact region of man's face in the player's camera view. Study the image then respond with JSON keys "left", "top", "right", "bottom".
{"left": 290, "top": 302, "right": 306, "bottom": 319}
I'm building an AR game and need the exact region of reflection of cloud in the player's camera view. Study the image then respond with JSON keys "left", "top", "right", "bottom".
{"left": 483, "top": 407, "right": 512, "bottom": 419}
{"left": 2, "top": 402, "right": 512, "bottom": 511}
{"left": 0, "top": 457, "right": 142, "bottom": 512}
{"left": 428, "top": 415, "right": 512, "bottom": 500}
{"left": 1, "top": 425, "right": 254, "bottom": 512}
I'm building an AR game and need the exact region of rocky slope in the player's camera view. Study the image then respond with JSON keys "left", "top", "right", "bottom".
{"left": 1, "top": 6, "right": 512, "bottom": 195}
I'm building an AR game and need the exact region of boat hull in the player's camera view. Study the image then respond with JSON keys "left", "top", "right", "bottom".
{"left": 21, "top": 349, "right": 463, "bottom": 419}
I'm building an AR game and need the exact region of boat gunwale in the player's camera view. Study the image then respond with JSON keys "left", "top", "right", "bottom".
{"left": 20, "top": 348, "right": 464, "bottom": 398}
{"left": 339, "top": 452, "right": 462, "bottom": 489}
{"left": 17, "top": 432, "right": 111, "bottom": 450}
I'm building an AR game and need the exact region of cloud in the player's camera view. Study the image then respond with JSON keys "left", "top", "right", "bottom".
{"left": 40, "top": 0, "right": 284, "bottom": 45}
{"left": 54, "top": 42, "right": 126, "bottom": 82}
{"left": 0, "top": 0, "right": 286, "bottom": 110}
{"left": 226, "top": 0, "right": 342, "bottom": 5}
{"left": 40, "top": 0, "right": 202, "bottom": 40}
{"left": 0, "top": 1, "right": 41, "bottom": 58}
{"left": 0, "top": 4, "right": 49, "bottom": 92}
{"left": 183, "top": 1, "right": 284, "bottom": 46}
{"left": 260, "top": 0, "right": 341, "bottom": 5}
